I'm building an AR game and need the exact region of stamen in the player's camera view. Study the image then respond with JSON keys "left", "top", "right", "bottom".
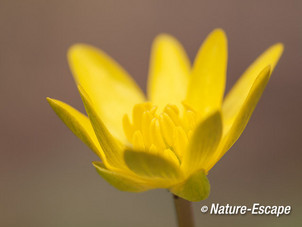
{"left": 173, "top": 126, "right": 188, "bottom": 159}
{"left": 141, "top": 111, "right": 153, "bottom": 147}
{"left": 163, "top": 105, "right": 181, "bottom": 127}
{"left": 159, "top": 112, "right": 176, "bottom": 146}
{"left": 150, "top": 118, "right": 166, "bottom": 150}
{"left": 132, "top": 130, "right": 145, "bottom": 150}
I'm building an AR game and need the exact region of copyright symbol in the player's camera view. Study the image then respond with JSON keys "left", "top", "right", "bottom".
{"left": 201, "top": 205, "right": 208, "bottom": 213}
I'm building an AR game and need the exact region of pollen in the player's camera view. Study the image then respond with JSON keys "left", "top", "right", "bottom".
{"left": 123, "top": 102, "right": 199, "bottom": 164}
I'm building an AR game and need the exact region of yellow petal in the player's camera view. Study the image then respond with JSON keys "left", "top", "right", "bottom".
{"left": 78, "top": 86, "right": 125, "bottom": 170}
{"left": 124, "top": 149, "right": 181, "bottom": 181}
{"left": 46, "top": 98, "right": 104, "bottom": 159}
{"left": 206, "top": 66, "right": 272, "bottom": 171}
{"left": 170, "top": 170, "right": 210, "bottom": 202}
{"left": 182, "top": 111, "right": 222, "bottom": 174}
{"left": 68, "top": 44, "right": 145, "bottom": 142}
{"left": 147, "top": 34, "right": 191, "bottom": 109}
{"left": 223, "top": 43, "right": 283, "bottom": 124}
{"left": 93, "top": 162, "right": 152, "bottom": 192}
{"left": 186, "top": 29, "right": 227, "bottom": 117}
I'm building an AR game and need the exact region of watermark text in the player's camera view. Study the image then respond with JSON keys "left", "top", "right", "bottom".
{"left": 200, "top": 203, "right": 291, "bottom": 217}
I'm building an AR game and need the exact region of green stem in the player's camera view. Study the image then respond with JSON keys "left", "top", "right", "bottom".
{"left": 173, "top": 195, "right": 195, "bottom": 227}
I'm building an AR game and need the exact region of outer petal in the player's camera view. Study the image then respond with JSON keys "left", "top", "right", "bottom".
{"left": 223, "top": 43, "right": 283, "bottom": 124}
{"left": 206, "top": 66, "right": 272, "bottom": 171}
{"left": 47, "top": 98, "right": 104, "bottom": 160}
{"left": 93, "top": 162, "right": 152, "bottom": 192}
{"left": 68, "top": 44, "right": 145, "bottom": 142}
{"left": 124, "top": 150, "right": 181, "bottom": 182}
{"left": 78, "top": 86, "right": 126, "bottom": 170}
{"left": 182, "top": 111, "right": 222, "bottom": 174}
{"left": 186, "top": 29, "right": 227, "bottom": 117}
{"left": 147, "top": 34, "right": 191, "bottom": 109}
{"left": 170, "top": 170, "right": 210, "bottom": 202}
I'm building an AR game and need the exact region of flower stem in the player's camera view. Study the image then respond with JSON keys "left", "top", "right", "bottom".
{"left": 173, "top": 195, "right": 195, "bottom": 227}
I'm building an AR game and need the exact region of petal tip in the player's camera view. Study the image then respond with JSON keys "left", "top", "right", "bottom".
{"left": 153, "top": 33, "right": 179, "bottom": 48}
{"left": 274, "top": 42, "right": 284, "bottom": 51}
{"left": 68, "top": 43, "right": 89, "bottom": 55}
{"left": 258, "top": 65, "right": 272, "bottom": 82}
{"left": 263, "top": 64, "right": 271, "bottom": 72}
{"left": 155, "top": 33, "right": 175, "bottom": 41}
{"left": 92, "top": 161, "right": 100, "bottom": 168}
{"left": 266, "top": 42, "right": 284, "bottom": 63}
{"left": 170, "top": 170, "right": 210, "bottom": 202}
{"left": 77, "top": 84, "right": 90, "bottom": 100}
{"left": 213, "top": 28, "right": 226, "bottom": 34}
{"left": 206, "top": 109, "right": 223, "bottom": 123}
{"left": 46, "top": 97, "right": 58, "bottom": 107}
{"left": 67, "top": 44, "right": 98, "bottom": 65}
{"left": 211, "top": 28, "right": 227, "bottom": 40}
{"left": 274, "top": 42, "right": 285, "bottom": 57}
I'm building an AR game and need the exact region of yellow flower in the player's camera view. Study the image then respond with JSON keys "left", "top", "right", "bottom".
{"left": 47, "top": 29, "right": 283, "bottom": 201}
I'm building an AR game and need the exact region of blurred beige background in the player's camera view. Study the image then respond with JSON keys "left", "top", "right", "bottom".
{"left": 1, "top": 0, "right": 301, "bottom": 226}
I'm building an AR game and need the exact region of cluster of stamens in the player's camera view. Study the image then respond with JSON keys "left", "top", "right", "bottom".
{"left": 123, "top": 103, "right": 199, "bottom": 165}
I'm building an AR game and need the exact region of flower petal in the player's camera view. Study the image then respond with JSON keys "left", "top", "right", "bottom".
{"left": 170, "top": 170, "right": 210, "bottom": 202}
{"left": 147, "top": 34, "right": 191, "bottom": 109}
{"left": 93, "top": 161, "right": 152, "bottom": 192}
{"left": 78, "top": 86, "right": 126, "bottom": 170}
{"left": 206, "top": 66, "right": 272, "bottom": 171}
{"left": 223, "top": 43, "right": 283, "bottom": 124}
{"left": 68, "top": 44, "right": 145, "bottom": 142}
{"left": 124, "top": 150, "right": 181, "bottom": 181}
{"left": 182, "top": 111, "right": 222, "bottom": 174}
{"left": 186, "top": 29, "right": 227, "bottom": 117}
{"left": 46, "top": 98, "right": 104, "bottom": 159}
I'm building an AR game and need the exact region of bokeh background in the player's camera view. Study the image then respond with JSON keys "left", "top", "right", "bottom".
{"left": 1, "top": 0, "right": 301, "bottom": 226}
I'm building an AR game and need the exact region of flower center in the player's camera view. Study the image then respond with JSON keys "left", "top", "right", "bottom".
{"left": 122, "top": 102, "right": 199, "bottom": 164}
